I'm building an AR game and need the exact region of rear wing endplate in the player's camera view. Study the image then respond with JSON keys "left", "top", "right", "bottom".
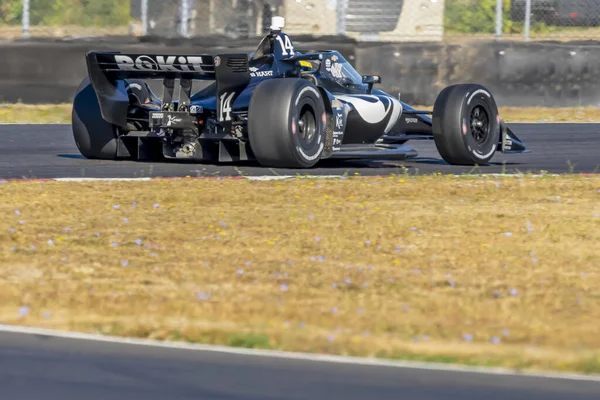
{"left": 85, "top": 51, "right": 250, "bottom": 128}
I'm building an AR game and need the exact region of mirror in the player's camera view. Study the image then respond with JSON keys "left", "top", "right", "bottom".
{"left": 362, "top": 75, "right": 381, "bottom": 93}
{"left": 362, "top": 75, "right": 381, "bottom": 84}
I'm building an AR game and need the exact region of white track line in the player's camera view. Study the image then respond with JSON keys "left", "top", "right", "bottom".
{"left": 52, "top": 174, "right": 573, "bottom": 182}
{"left": 49, "top": 177, "right": 347, "bottom": 182}
{"left": 244, "top": 175, "right": 346, "bottom": 181}
{"left": 1, "top": 173, "right": 584, "bottom": 183}
{"left": 0, "top": 324, "right": 598, "bottom": 382}
{"left": 53, "top": 178, "right": 153, "bottom": 182}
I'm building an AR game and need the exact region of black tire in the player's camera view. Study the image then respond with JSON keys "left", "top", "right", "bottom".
{"left": 71, "top": 77, "right": 119, "bottom": 160}
{"left": 432, "top": 84, "right": 500, "bottom": 166}
{"left": 248, "top": 78, "right": 327, "bottom": 168}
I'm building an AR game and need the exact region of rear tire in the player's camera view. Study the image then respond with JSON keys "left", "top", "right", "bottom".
{"left": 432, "top": 84, "right": 500, "bottom": 165}
{"left": 71, "top": 77, "right": 119, "bottom": 160}
{"left": 248, "top": 78, "right": 326, "bottom": 168}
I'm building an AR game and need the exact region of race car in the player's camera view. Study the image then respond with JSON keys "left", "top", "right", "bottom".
{"left": 72, "top": 16, "right": 528, "bottom": 168}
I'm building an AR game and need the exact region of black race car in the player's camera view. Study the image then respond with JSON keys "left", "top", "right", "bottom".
{"left": 73, "top": 16, "right": 528, "bottom": 168}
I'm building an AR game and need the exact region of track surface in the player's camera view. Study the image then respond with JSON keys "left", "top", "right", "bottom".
{"left": 1, "top": 124, "right": 600, "bottom": 399}
{"left": 0, "top": 123, "right": 599, "bottom": 179}
{"left": 1, "top": 330, "right": 599, "bottom": 400}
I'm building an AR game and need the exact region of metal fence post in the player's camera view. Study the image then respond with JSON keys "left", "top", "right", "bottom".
{"left": 141, "top": 0, "right": 148, "bottom": 36}
{"left": 336, "top": 0, "right": 346, "bottom": 36}
{"left": 495, "top": 0, "right": 502, "bottom": 40}
{"left": 524, "top": 0, "right": 532, "bottom": 41}
{"left": 180, "top": 0, "right": 190, "bottom": 38}
{"left": 22, "top": 0, "right": 30, "bottom": 38}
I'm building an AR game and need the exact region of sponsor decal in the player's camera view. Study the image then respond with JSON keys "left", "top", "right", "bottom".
{"left": 219, "top": 92, "right": 235, "bottom": 122}
{"left": 332, "top": 131, "right": 343, "bottom": 148}
{"left": 151, "top": 112, "right": 164, "bottom": 119}
{"left": 189, "top": 105, "right": 203, "bottom": 114}
{"left": 214, "top": 56, "right": 221, "bottom": 67}
{"left": 251, "top": 71, "right": 273, "bottom": 77}
{"left": 248, "top": 66, "right": 274, "bottom": 77}
{"left": 335, "top": 113, "right": 344, "bottom": 130}
{"left": 329, "top": 63, "right": 343, "bottom": 79}
{"left": 325, "top": 57, "right": 344, "bottom": 79}
{"left": 275, "top": 34, "right": 295, "bottom": 57}
{"left": 166, "top": 115, "right": 183, "bottom": 127}
{"left": 114, "top": 55, "right": 205, "bottom": 72}
{"left": 405, "top": 117, "right": 418, "bottom": 124}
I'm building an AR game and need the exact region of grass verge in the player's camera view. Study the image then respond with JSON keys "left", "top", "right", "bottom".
{"left": 1, "top": 175, "right": 600, "bottom": 373}
{"left": 0, "top": 104, "right": 73, "bottom": 124}
{"left": 0, "top": 25, "right": 133, "bottom": 40}
{"left": 2, "top": 104, "right": 600, "bottom": 124}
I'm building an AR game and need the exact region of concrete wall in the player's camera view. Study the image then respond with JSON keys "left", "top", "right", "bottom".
{"left": 281, "top": 0, "right": 338, "bottom": 36}
{"left": 345, "top": 0, "right": 445, "bottom": 42}
{"left": 1, "top": 37, "right": 600, "bottom": 107}
{"left": 355, "top": 40, "right": 600, "bottom": 107}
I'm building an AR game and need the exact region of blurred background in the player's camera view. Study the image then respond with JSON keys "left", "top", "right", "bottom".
{"left": 3, "top": 0, "right": 600, "bottom": 41}
{"left": 1, "top": 0, "right": 600, "bottom": 107}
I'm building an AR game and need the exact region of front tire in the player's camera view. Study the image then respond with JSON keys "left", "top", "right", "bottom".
{"left": 248, "top": 78, "right": 327, "bottom": 168}
{"left": 432, "top": 84, "right": 500, "bottom": 165}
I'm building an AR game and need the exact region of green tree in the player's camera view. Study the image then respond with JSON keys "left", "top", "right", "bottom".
{"left": 444, "top": 0, "right": 554, "bottom": 34}
{"left": 36, "top": 0, "right": 131, "bottom": 26}
{"left": 444, "top": 0, "right": 514, "bottom": 34}
{"left": 1, "top": 0, "right": 131, "bottom": 26}
{"left": 0, "top": 0, "right": 22, "bottom": 25}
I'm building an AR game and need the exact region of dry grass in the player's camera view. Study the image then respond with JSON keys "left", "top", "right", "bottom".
{"left": 444, "top": 27, "right": 600, "bottom": 43}
{"left": 1, "top": 175, "right": 600, "bottom": 373}
{"left": 0, "top": 25, "right": 133, "bottom": 40}
{"left": 418, "top": 106, "right": 600, "bottom": 123}
{"left": 0, "top": 104, "right": 73, "bottom": 124}
{"left": 3, "top": 104, "right": 600, "bottom": 124}
{"left": 498, "top": 107, "right": 600, "bottom": 123}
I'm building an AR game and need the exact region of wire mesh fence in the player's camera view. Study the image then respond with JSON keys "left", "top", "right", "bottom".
{"left": 2, "top": 0, "right": 600, "bottom": 41}
{"left": 445, "top": 0, "right": 600, "bottom": 41}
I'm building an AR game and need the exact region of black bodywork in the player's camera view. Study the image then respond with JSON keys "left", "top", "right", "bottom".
{"left": 85, "top": 29, "right": 528, "bottom": 164}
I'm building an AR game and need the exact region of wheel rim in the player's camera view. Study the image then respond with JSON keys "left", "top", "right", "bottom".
{"left": 297, "top": 105, "right": 317, "bottom": 147}
{"left": 470, "top": 105, "right": 490, "bottom": 144}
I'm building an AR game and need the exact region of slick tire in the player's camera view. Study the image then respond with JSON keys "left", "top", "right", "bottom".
{"left": 432, "top": 84, "right": 500, "bottom": 166}
{"left": 71, "top": 77, "right": 119, "bottom": 160}
{"left": 248, "top": 78, "right": 326, "bottom": 168}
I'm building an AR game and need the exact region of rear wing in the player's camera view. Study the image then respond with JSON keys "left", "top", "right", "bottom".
{"left": 85, "top": 51, "right": 250, "bottom": 127}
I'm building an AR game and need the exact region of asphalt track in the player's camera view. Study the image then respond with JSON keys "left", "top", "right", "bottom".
{"left": 1, "top": 123, "right": 600, "bottom": 400}
{"left": 0, "top": 329, "right": 599, "bottom": 400}
{"left": 0, "top": 123, "right": 599, "bottom": 179}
